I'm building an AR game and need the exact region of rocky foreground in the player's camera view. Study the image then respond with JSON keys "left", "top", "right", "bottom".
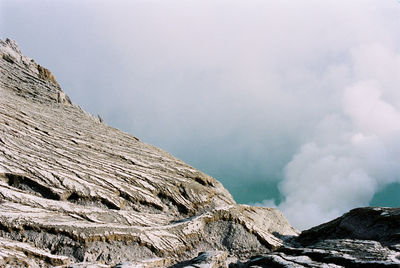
{"left": 0, "top": 38, "right": 399, "bottom": 267}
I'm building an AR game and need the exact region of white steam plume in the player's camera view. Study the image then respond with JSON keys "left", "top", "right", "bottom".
{"left": 278, "top": 44, "right": 400, "bottom": 230}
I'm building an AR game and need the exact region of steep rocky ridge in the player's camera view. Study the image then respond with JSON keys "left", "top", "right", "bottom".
{"left": 2, "top": 38, "right": 400, "bottom": 267}
{"left": 0, "top": 38, "right": 297, "bottom": 266}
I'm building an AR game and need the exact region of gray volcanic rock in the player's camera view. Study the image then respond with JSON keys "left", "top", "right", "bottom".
{"left": 281, "top": 207, "right": 400, "bottom": 267}
{"left": 296, "top": 207, "right": 400, "bottom": 247}
{"left": 246, "top": 207, "right": 400, "bottom": 268}
{"left": 183, "top": 208, "right": 400, "bottom": 267}
{"left": 0, "top": 39, "right": 298, "bottom": 267}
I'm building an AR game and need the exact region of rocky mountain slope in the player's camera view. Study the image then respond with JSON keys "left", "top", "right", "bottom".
{"left": 0, "top": 38, "right": 400, "bottom": 267}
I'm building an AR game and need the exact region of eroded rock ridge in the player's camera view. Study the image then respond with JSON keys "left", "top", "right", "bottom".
{"left": 0, "top": 39, "right": 297, "bottom": 266}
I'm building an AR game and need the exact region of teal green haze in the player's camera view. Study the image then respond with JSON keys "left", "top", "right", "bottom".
{"left": 370, "top": 183, "right": 400, "bottom": 207}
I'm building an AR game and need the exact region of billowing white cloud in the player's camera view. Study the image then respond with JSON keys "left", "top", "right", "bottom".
{"left": 278, "top": 43, "right": 400, "bottom": 229}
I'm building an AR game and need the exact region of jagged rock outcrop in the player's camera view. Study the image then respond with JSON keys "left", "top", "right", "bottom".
{"left": 176, "top": 208, "right": 400, "bottom": 267}
{"left": 296, "top": 207, "right": 400, "bottom": 247}
{"left": 0, "top": 39, "right": 298, "bottom": 267}
{"left": 2, "top": 38, "right": 400, "bottom": 267}
{"left": 284, "top": 207, "right": 400, "bottom": 267}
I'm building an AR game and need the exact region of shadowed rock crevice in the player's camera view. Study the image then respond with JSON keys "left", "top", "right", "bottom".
{"left": 193, "top": 175, "right": 215, "bottom": 187}
{"left": 2, "top": 54, "right": 14, "bottom": 64}
{"left": 114, "top": 187, "right": 165, "bottom": 212}
{"left": 66, "top": 192, "right": 120, "bottom": 210}
{"left": 3, "top": 173, "right": 60, "bottom": 200}
{"left": 157, "top": 191, "right": 191, "bottom": 215}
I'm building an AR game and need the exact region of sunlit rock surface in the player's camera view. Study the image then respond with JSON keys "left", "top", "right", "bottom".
{"left": 2, "top": 38, "right": 400, "bottom": 267}
{"left": 0, "top": 38, "right": 298, "bottom": 266}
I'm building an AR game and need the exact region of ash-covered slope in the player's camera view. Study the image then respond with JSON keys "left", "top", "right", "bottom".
{"left": 0, "top": 38, "right": 298, "bottom": 267}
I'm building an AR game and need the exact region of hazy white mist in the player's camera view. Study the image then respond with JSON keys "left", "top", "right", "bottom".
{"left": 1, "top": 0, "right": 400, "bottom": 229}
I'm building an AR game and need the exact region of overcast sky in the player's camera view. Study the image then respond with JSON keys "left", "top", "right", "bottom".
{"left": 1, "top": 0, "right": 400, "bottom": 229}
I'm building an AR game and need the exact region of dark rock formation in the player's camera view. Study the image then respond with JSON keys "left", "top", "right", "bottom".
{"left": 1, "top": 39, "right": 400, "bottom": 267}
{"left": 297, "top": 207, "right": 400, "bottom": 247}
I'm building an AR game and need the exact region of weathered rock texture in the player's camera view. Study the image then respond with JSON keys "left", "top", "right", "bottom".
{"left": 1, "top": 38, "right": 400, "bottom": 267}
{"left": 0, "top": 39, "right": 298, "bottom": 267}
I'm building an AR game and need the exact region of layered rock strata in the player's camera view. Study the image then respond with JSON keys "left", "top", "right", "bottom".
{"left": 0, "top": 39, "right": 297, "bottom": 266}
